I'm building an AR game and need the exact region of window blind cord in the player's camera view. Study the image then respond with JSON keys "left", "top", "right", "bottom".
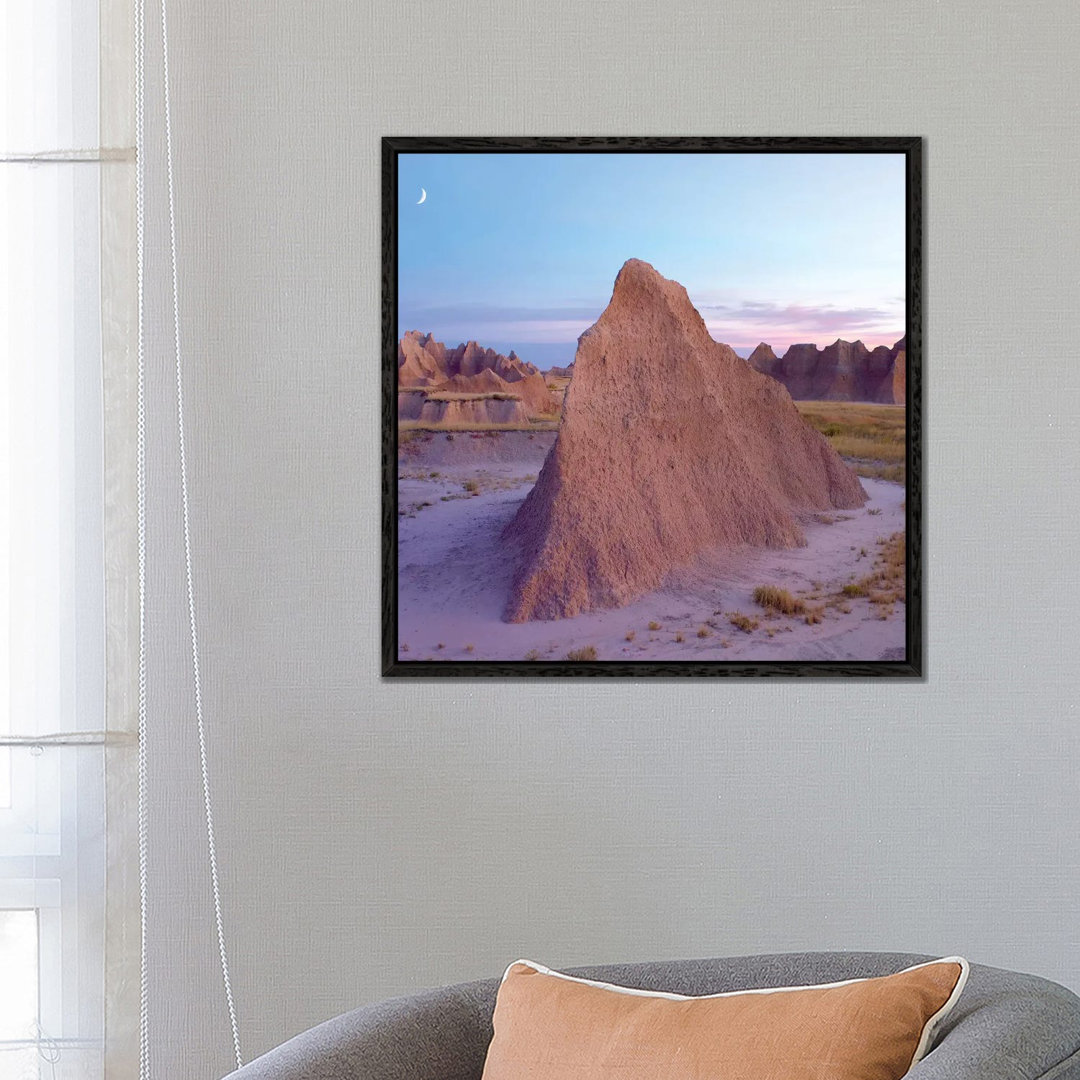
{"left": 158, "top": 0, "right": 244, "bottom": 1068}
{"left": 133, "top": 0, "right": 244, "bottom": 1071}
{"left": 134, "top": 0, "right": 151, "bottom": 1073}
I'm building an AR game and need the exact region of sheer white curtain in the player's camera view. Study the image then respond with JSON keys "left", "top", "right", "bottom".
{"left": 1, "top": 2, "right": 137, "bottom": 1078}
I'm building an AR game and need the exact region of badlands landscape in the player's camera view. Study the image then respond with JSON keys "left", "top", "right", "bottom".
{"left": 396, "top": 259, "right": 907, "bottom": 663}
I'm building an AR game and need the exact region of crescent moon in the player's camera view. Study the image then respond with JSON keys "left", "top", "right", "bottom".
{"left": 417, "top": 188, "right": 427, "bottom": 204}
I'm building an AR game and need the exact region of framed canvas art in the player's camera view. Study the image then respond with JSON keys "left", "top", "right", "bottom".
{"left": 382, "top": 137, "right": 922, "bottom": 677}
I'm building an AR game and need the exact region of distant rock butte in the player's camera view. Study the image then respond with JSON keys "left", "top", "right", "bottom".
{"left": 891, "top": 337, "right": 906, "bottom": 403}
{"left": 502, "top": 259, "right": 867, "bottom": 622}
{"left": 748, "top": 336, "right": 907, "bottom": 403}
{"left": 746, "top": 342, "right": 779, "bottom": 376}
{"left": 397, "top": 332, "right": 557, "bottom": 420}
{"left": 436, "top": 369, "right": 509, "bottom": 395}
{"left": 419, "top": 397, "right": 530, "bottom": 426}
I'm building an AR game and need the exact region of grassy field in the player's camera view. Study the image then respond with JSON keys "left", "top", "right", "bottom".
{"left": 795, "top": 401, "right": 906, "bottom": 484}
{"left": 422, "top": 391, "right": 523, "bottom": 402}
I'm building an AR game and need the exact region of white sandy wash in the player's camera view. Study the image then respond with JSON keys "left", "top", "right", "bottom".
{"left": 397, "top": 438, "right": 905, "bottom": 663}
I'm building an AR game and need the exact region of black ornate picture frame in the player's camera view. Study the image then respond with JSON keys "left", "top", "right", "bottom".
{"left": 382, "top": 137, "right": 922, "bottom": 678}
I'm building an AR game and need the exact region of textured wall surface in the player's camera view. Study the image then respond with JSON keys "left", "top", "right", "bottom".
{"left": 136, "top": 2, "right": 1080, "bottom": 1076}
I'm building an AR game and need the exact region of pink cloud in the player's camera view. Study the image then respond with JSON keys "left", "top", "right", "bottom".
{"left": 401, "top": 298, "right": 904, "bottom": 355}
{"left": 698, "top": 299, "right": 904, "bottom": 352}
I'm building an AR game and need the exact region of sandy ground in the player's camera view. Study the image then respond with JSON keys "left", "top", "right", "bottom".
{"left": 397, "top": 438, "right": 906, "bottom": 663}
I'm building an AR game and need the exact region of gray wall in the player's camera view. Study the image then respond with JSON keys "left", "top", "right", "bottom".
{"left": 138, "top": 1, "right": 1080, "bottom": 1076}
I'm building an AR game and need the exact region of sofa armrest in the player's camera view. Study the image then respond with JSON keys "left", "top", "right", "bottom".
{"left": 909, "top": 966, "right": 1080, "bottom": 1080}
{"left": 221, "top": 979, "right": 496, "bottom": 1080}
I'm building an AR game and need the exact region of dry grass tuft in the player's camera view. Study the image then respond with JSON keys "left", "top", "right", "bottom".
{"left": 804, "top": 606, "right": 824, "bottom": 625}
{"left": 728, "top": 612, "right": 759, "bottom": 633}
{"left": 624, "top": 630, "right": 636, "bottom": 642}
{"left": 674, "top": 632, "right": 685, "bottom": 643}
{"left": 565, "top": 645, "right": 598, "bottom": 662}
{"left": 829, "top": 532, "right": 905, "bottom": 612}
{"left": 648, "top": 621, "right": 661, "bottom": 631}
{"left": 879, "top": 532, "right": 905, "bottom": 580}
{"left": 523, "top": 648, "right": 541, "bottom": 661}
{"left": 752, "top": 585, "right": 805, "bottom": 616}
{"left": 696, "top": 625, "right": 711, "bottom": 639}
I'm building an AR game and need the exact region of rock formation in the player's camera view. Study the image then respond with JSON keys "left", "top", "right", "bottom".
{"left": 397, "top": 389, "right": 426, "bottom": 420}
{"left": 397, "top": 332, "right": 558, "bottom": 422}
{"left": 891, "top": 337, "right": 906, "bottom": 403}
{"left": 545, "top": 364, "right": 575, "bottom": 378}
{"left": 775, "top": 343, "right": 823, "bottom": 397}
{"left": 418, "top": 396, "right": 530, "bottom": 426}
{"left": 748, "top": 336, "right": 906, "bottom": 403}
{"left": 436, "top": 369, "right": 511, "bottom": 395}
{"left": 746, "top": 342, "right": 779, "bottom": 377}
{"left": 820, "top": 339, "right": 872, "bottom": 399}
{"left": 398, "top": 331, "right": 448, "bottom": 387}
{"left": 502, "top": 259, "right": 867, "bottom": 622}
{"left": 495, "top": 369, "right": 557, "bottom": 418}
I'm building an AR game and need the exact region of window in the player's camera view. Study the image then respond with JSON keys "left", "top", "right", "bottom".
{"left": 1, "top": 2, "right": 109, "bottom": 1077}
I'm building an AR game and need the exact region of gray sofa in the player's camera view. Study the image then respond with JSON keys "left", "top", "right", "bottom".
{"left": 223, "top": 952, "right": 1080, "bottom": 1079}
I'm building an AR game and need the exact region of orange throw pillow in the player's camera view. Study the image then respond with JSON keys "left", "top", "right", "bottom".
{"left": 481, "top": 957, "right": 968, "bottom": 1080}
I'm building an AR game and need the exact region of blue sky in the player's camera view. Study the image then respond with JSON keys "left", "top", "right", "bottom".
{"left": 398, "top": 152, "right": 906, "bottom": 366}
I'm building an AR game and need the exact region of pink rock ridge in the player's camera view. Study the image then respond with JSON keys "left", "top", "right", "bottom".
{"left": 748, "top": 336, "right": 907, "bottom": 403}
{"left": 503, "top": 259, "right": 867, "bottom": 623}
{"left": 398, "top": 332, "right": 556, "bottom": 419}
